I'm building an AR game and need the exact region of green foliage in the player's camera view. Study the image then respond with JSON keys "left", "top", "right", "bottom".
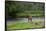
{"left": 5, "top": 1, "right": 44, "bottom": 17}
{"left": 7, "top": 22, "right": 44, "bottom": 30}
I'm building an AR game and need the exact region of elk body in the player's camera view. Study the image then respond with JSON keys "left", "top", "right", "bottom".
{"left": 27, "top": 16, "right": 32, "bottom": 23}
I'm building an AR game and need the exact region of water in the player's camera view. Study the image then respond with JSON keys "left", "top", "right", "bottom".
{"left": 7, "top": 17, "right": 44, "bottom": 24}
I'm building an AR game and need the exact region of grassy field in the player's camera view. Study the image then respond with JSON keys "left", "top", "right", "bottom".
{"left": 7, "top": 21, "right": 45, "bottom": 30}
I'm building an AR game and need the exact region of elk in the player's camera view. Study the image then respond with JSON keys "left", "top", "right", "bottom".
{"left": 27, "top": 16, "right": 32, "bottom": 23}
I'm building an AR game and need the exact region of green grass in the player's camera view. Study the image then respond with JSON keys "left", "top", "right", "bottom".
{"left": 7, "top": 21, "right": 44, "bottom": 30}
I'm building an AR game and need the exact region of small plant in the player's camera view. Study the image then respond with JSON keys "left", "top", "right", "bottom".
{"left": 35, "top": 23, "right": 38, "bottom": 25}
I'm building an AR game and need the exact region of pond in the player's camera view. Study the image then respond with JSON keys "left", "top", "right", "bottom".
{"left": 7, "top": 17, "right": 44, "bottom": 24}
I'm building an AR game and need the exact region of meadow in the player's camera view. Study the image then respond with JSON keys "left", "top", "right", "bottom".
{"left": 7, "top": 21, "right": 44, "bottom": 30}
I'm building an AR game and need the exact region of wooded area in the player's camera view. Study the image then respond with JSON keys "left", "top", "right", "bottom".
{"left": 5, "top": 1, "right": 44, "bottom": 18}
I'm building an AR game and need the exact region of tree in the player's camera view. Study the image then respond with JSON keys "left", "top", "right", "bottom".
{"left": 5, "top": 1, "right": 44, "bottom": 22}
